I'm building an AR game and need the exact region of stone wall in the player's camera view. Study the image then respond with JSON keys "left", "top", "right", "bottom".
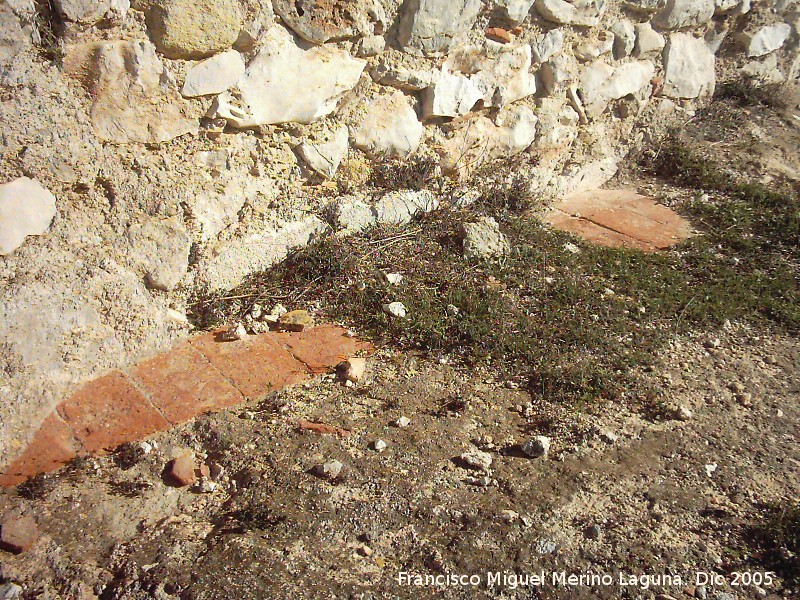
{"left": 0, "top": 0, "right": 797, "bottom": 467}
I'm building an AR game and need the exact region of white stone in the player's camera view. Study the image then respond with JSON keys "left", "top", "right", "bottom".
{"left": 495, "top": 0, "right": 536, "bottom": 24}
{"left": 634, "top": 22, "right": 666, "bottom": 57}
{"left": 358, "top": 35, "right": 386, "bottom": 57}
{"left": 220, "top": 322, "right": 247, "bottom": 341}
{"left": 394, "top": 416, "right": 411, "bottom": 427}
{"left": 531, "top": 28, "right": 564, "bottom": 63}
{"left": 182, "top": 50, "right": 245, "bottom": 98}
{"left": 127, "top": 218, "right": 191, "bottom": 291}
{"left": 89, "top": 41, "right": 197, "bottom": 144}
{"left": 383, "top": 302, "right": 408, "bottom": 319}
{"left": 0, "top": 177, "right": 57, "bottom": 255}
{"left": 352, "top": 91, "right": 423, "bottom": 158}
{"left": 578, "top": 60, "right": 655, "bottom": 117}
{"left": 398, "top": 0, "right": 482, "bottom": 56}
{"left": 297, "top": 126, "right": 349, "bottom": 180}
{"left": 653, "top": 0, "right": 714, "bottom": 29}
{"left": 521, "top": 435, "right": 551, "bottom": 458}
{"left": 371, "top": 61, "right": 439, "bottom": 91}
{"left": 460, "top": 216, "right": 511, "bottom": 259}
{"left": 460, "top": 450, "right": 493, "bottom": 470}
{"left": 575, "top": 30, "right": 614, "bottom": 61}
{"left": 373, "top": 190, "right": 439, "bottom": 225}
{"left": 540, "top": 54, "right": 573, "bottom": 94}
{"left": 422, "top": 70, "right": 485, "bottom": 118}
{"left": 340, "top": 357, "right": 367, "bottom": 382}
{"left": 740, "top": 23, "right": 792, "bottom": 58}
{"left": 373, "top": 439, "right": 387, "bottom": 452}
{"left": 741, "top": 53, "right": 785, "bottom": 84}
{"left": 383, "top": 272, "right": 404, "bottom": 285}
{"left": 535, "top": 0, "right": 605, "bottom": 26}
{"left": 213, "top": 26, "right": 366, "bottom": 127}
{"left": 611, "top": 20, "right": 636, "bottom": 58}
{"left": 663, "top": 33, "right": 716, "bottom": 99}
{"left": 320, "top": 459, "right": 344, "bottom": 479}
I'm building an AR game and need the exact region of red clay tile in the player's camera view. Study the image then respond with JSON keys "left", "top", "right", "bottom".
{"left": 0, "top": 413, "right": 80, "bottom": 487}
{"left": 273, "top": 324, "right": 372, "bottom": 374}
{"left": 129, "top": 343, "right": 245, "bottom": 424}
{"left": 190, "top": 331, "right": 310, "bottom": 398}
{"left": 548, "top": 189, "right": 693, "bottom": 251}
{"left": 57, "top": 371, "right": 170, "bottom": 453}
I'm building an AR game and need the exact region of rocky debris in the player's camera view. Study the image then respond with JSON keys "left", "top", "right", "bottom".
{"left": 0, "top": 583, "right": 22, "bottom": 599}
{"left": 460, "top": 216, "right": 511, "bottom": 259}
{"left": 166, "top": 453, "right": 199, "bottom": 486}
{"left": 460, "top": 450, "right": 493, "bottom": 470}
{"left": 313, "top": 459, "right": 344, "bottom": 481}
{"left": 181, "top": 50, "right": 246, "bottom": 97}
{"left": 373, "top": 439, "right": 387, "bottom": 452}
{"left": 127, "top": 218, "right": 191, "bottom": 291}
{"left": 373, "top": 190, "right": 439, "bottom": 225}
{"left": 634, "top": 22, "right": 666, "bottom": 57}
{"left": 351, "top": 91, "right": 424, "bottom": 158}
{"left": 338, "top": 357, "right": 367, "bottom": 383}
{"left": 535, "top": 0, "right": 606, "bottom": 26}
{"left": 273, "top": 0, "right": 385, "bottom": 44}
{"left": 212, "top": 26, "right": 366, "bottom": 127}
{"left": 370, "top": 59, "right": 439, "bottom": 91}
{"left": 441, "top": 105, "right": 538, "bottom": 175}
{"left": 578, "top": 59, "right": 655, "bottom": 118}
{"left": 532, "top": 28, "right": 564, "bottom": 63}
{"left": 676, "top": 405, "right": 694, "bottom": 420}
{"left": 147, "top": 0, "right": 242, "bottom": 59}
{"left": 535, "top": 538, "right": 558, "bottom": 554}
{"left": 382, "top": 302, "right": 408, "bottom": 319}
{"left": 298, "top": 420, "right": 351, "bottom": 437}
{"left": 0, "top": 515, "right": 38, "bottom": 554}
{"left": 394, "top": 416, "right": 411, "bottom": 428}
{"left": 739, "top": 23, "right": 792, "bottom": 57}
{"left": 398, "top": 0, "right": 482, "bottom": 56}
{"left": 279, "top": 310, "right": 314, "bottom": 332}
{"left": 663, "top": 33, "right": 716, "bottom": 99}
{"left": 85, "top": 41, "right": 197, "bottom": 143}
{"left": 297, "top": 126, "right": 349, "bottom": 179}
{"left": 653, "top": 0, "right": 715, "bottom": 29}
{"left": 521, "top": 435, "right": 551, "bottom": 458}
{"left": 611, "top": 20, "right": 636, "bottom": 58}
{"left": 741, "top": 53, "right": 785, "bottom": 84}
{"left": 0, "top": 177, "right": 57, "bottom": 256}
{"left": 220, "top": 322, "right": 247, "bottom": 341}
{"left": 495, "top": 0, "right": 536, "bottom": 24}
{"left": 56, "top": 0, "right": 128, "bottom": 24}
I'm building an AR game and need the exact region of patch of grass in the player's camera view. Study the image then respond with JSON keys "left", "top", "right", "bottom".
{"left": 745, "top": 502, "right": 800, "bottom": 586}
{"left": 714, "top": 79, "right": 790, "bottom": 110}
{"left": 366, "top": 155, "right": 444, "bottom": 192}
{"left": 189, "top": 136, "right": 798, "bottom": 410}
{"left": 31, "top": 0, "right": 64, "bottom": 62}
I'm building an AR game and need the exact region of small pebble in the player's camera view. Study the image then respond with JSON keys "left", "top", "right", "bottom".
{"left": 373, "top": 439, "right": 387, "bottom": 452}
{"left": 460, "top": 451, "right": 493, "bottom": 471}
{"left": 521, "top": 436, "right": 551, "bottom": 458}
{"left": 382, "top": 302, "right": 407, "bottom": 319}
{"left": 394, "top": 416, "right": 411, "bottom": 428}
{"left": 220, "top": 323, "right": 247, "bottom": 341}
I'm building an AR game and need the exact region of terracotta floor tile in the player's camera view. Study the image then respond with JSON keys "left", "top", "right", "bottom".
{"left": 273, "top": 324, "right": 372, "bottom": 374}
{"left": 548, "top": 189, "right": 693, "bottom": 251}
{"left": 0, "top": 413, "right": 80, "bottom": 487}
{"left": 190, "top": 331, "right": 310, "bottom": 398}
{"left": 57, "top": 371, "right": 170, "bottom": 453}
{"left": 129, "top": 343, "right": 245, "bottom": 424}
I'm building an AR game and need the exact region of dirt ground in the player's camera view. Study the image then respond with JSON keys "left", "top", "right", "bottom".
{"left": 0, "top": 88, "right": 798, "bottom": 600}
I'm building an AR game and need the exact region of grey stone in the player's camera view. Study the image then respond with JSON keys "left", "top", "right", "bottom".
{"left": 373, "top": 190, "right": 439, "bottom": 225}
{"left": 332, "top": 196, "right": 378, "bottom": 232}
{"left": 0, "top": 177, "right": 57, "bottom": 256}
{"left": 56, "top": 0, "right": 128, "bottom": 24}
{"left": 739, "top": 23, "right": 792, "bottom": 57}
{"left": 382, "top": 302, "right": 408, "bottom": 319}
{"left": 460, "top": 217, "right": 511, "bottom": 259}
{"left": 611, "top": 20, "right": 636, "bottom": 58}
{"left": 398, "top": 0, "right": 482, "bottom": 56}
{"left": 181, "top": 50, "right": 245, "bottom": 97}
{"left": 495, "top": 0, "right": 536, "bottom": 24}
{"left": 531, "top": 28, "right": 564, "bottom": 63}
{"left": 298, "top": 126, "right": 349, "bottom": 179}
{"left": 460, "top": 450, "right": 493, "bottom": 470}
{"left": 273, "top": 0, "right": 386, "bottom": 44}
{"left": 653, "top": 0, "right": 714, "bottom": 29}
{"left": 634, "top": 22, "right": 666, "bottom": 57}
{"left": 521, "top": 435, "right": 551, "bottom": 458}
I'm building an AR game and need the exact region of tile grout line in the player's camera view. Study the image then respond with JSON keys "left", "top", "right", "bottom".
{"left": 122, "top": 370, "right": 175, "bottom": 428}
{"left": 184, "top": 341, "right": 250, "bottom": 401}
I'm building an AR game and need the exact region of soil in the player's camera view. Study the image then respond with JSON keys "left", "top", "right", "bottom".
{"left": 0, "top": 87, "right": 799, "bottom": 600}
